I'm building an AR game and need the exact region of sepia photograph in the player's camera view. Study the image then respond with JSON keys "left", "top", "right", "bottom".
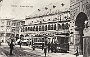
{"left": 0, "top": 0, "right": 90, "bottom": 57}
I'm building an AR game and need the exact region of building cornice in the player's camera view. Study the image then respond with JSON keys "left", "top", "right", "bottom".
{"left": 25, "top": 11, "right": 70, "bottom": 20}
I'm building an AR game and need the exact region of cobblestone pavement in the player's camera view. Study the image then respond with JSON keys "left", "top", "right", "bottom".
{"left": 0, "top": 45, "right": 46, "bottom": 57}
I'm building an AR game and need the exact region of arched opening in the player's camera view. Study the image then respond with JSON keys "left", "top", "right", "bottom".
{"left": 25, "top": 27, "right": 28, "bottom": 31}
{"left": 42, "top": 25, "right": 44, "bottom": 31}
{"left": 33, "top": 26, "right": 35, "bottom": 31}
{"left": 51, "top": 24, "right": 53, "bottom": 30}
{"left": 58, "top": 24, "right": 61, "bottom": 30}
{"left": 48, "top": 25, "right": 50, "bottom": 30}
{"left": 75, "top": 12, "right": 88, "bottom": 55}
{"left": 54, "top": 24, "right": 56, "bottom": 30}
{"left": 28, "top": 27, "right": 30, "bottom": 31}
{"left": 39, "top": 26, "right": 41, "bottom": 31}
{"left": 31, "top": 27, "right": 33, "bottom": 31}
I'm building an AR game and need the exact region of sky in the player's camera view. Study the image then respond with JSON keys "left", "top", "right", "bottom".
{"left": 0, "top": 0, "right": 70, "bottom": 20}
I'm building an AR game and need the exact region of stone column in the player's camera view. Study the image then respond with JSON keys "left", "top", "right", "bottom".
{"left": 38, "top": 26, "right": 39, "bottom": 31}
{"left": 56, "top": 23, "right": 58, "bottom": 31}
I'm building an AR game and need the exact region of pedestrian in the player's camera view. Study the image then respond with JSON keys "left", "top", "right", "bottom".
{"left": 42, "top": 43, "right": 44, "bottom": 50}
{"left": 32, "top": 43, "right": 35, "bottom": 50}
{"left": 33, "top": 45, "right": 35, "bottom": 50}
{"left": 54, "top": 42, "right": 57, "bottom": 53}
{"left": 51, "top": 42, "right": 53, "bottom": 53}
{"left": 27, "top": 38, "right": 31, "bottom": 46}
{"left": 74, "top": 47, "right": 79, "bottom": 57}
{"left": 19, "top": 39, "right": 22, "bottom": 48}
{"left": 44, "top": 46, "right": 47, "bottom": 57}
{"left": 19, "top": 35, "right": 22, "bottom": 48}
{"left": 47, "top": 42, "right": 51, "bottom": 53}
{"left": 9, "top": 39, "right": 15, "bottom": 55}
{"left": 9, "top": 34, "right": 15, "bottom": 55}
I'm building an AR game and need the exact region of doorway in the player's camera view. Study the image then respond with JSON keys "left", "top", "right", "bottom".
{"left": 75, "top": 12, "right": 88, "bottom": 55}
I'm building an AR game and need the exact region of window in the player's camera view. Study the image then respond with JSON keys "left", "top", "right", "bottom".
{"left": 25, "top": 27, "right": 28, "bottom": 31}
{"left": 62, "top": 23, "right": 65, "bottom": 29}
{"left": 17, "top": 22, "right": 20, "bottom": 26}
{"left": 12, "top": 23, "right": 16, "bottom": 26}
{"left": 21, "top": 28, "right": 22, "bottom": 32}
{"left": 39, "top": 26, "right": 41, "bottom": 31}
{"left": 33, "top": 26, "right": 35, "bottom": 31}
{"left": 31, "top": 27, "right": 33, "bottom": 31}
{"left": 51, "top": 24, "right": 53, "bottom": 30}
{"left": 21, "top": 27, "right": 24, "bottom": 32}
{"left": 45, "top": 25, "right": 47, "bottom": 31}
{"left": 58, "top": 24, "right": 61, "bottom": 30}
{"left": 36, "top": 26, "right": 38, "bottom": 31}
{"left": 42, "top": 26, "right": 44, "bottom": 31}
{"left": 7, "top": 21, "right": 11, "bottom": 25}
{"left": 1, "top": 20, "right": 4, "bottom": 25}
{"left": 28, "top": 27, "right": 30, "bottom": 31}
{"left": 65, "top": 23, "right": 69, "bottom": 29}
{"left": 48, "top": 25, "right": 50, "bottom": 30}
{"left": 12, "top": 29, "right": 15, "bottom": 32}
{"left": 54, "top": 24, "right": 56, "bottom": 30}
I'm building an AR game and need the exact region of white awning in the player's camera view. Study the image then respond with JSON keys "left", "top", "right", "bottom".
{"left": 22, "top": 40, "right": 28, "bottom": 42}
{"left": 34, "top": 42, "right": 44, "bottom": 43}
{"left": 54, "top": 35, "right": 68, "bottom": 37}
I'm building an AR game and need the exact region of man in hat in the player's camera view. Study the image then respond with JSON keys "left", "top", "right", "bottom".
{"left": 9, "top": 34, "right": 15, "bottom": 55}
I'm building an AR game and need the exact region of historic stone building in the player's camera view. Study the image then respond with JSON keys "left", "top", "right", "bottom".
{"left": 0, "top": 19, "right": 25, "bottom": 42}
{"left": 70, "top": 0, "right": 90, "bottom": 55}
{"left": 23, "top": 10, "right": 70, "bottom": 37}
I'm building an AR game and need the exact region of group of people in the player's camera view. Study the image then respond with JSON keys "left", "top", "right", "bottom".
{"left": 7, "top": 34, "right": 23, "bottom": 55}
{"left": 48, "top": 42, "right": 58, "bottom": 53}
{"left": 42, "top": 41, "right": 58, "bottom": 53}
{"left": 41, "top": 41, "right": 58, "bottom": 57}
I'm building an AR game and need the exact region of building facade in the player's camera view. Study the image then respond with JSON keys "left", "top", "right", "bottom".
{"left": 0, "top": 19, "right": 12, "bottom": 42}
{"left": 20, "top": 3, "right": 71, "bottom": 51}
{"left": 23, "top": 10, "right": 70, "bottom": 37}
{"left": 70, "top": 0, "right": 90, "bottom": 55}
{"left": 0, "top": 19, "right": 25, "bottom": 42}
